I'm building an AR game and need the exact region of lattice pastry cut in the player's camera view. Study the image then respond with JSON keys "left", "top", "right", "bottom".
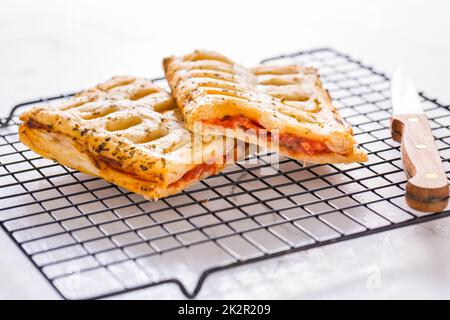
{"left": 19, "top": 76, "right": 244, "bottom": 200}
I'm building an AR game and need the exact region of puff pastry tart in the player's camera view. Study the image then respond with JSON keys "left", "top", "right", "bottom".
{"left": 163, "top": 50, "right": 367, "bottom": 164}
{"left": 19, "top": 76, "right": 244, "bottom": 200}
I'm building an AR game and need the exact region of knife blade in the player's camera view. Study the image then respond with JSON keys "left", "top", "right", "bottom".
{"left": 391, "top": 66, "right": 423, "bottom": 115}
{"left": 390, "top": 66, "right": 449, "bottom": 212}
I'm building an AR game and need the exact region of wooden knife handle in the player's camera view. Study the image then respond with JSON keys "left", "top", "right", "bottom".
{"left": 391, "top": 114, "right": 449, "bottom": 212}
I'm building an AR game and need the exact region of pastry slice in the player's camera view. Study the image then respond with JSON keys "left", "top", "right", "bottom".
{"left": 163, "top": 50, "right": 367, "bottom": 164}
{"left": 19, "top": 76, "right": 244, "bottom": 200}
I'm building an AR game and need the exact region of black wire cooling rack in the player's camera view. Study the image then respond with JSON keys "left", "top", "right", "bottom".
{"left": 0, "top": 48, "right": 449, "bottom": 299}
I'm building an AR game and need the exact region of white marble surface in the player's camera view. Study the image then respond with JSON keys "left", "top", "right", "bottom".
{"left": 0, "top": 0, "right": 449, "bottom": 299}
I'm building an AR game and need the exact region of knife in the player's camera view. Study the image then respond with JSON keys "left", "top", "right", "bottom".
{"left": 390, "top": 66, "right": 449, "bottom": 212}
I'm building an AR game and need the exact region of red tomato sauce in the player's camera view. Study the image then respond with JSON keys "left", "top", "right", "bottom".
{"left": 204, "top": 115, "right": 330, "bottom": 155}
{"left": 170, "top": 162, "right": 218, "bottom": 188}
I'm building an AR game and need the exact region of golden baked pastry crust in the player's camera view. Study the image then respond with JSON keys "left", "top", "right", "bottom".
{"left": 163, "top": 50, "right": 367, "bottom": 164}
{"left": 19, "top": 76, "right": 242, "bottom": 200}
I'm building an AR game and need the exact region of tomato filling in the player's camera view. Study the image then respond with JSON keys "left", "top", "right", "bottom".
{"left": 170, "top": 162, "right": 219, "bottom": 188}
{"left": 206, "top": 115, "right": 263, "bottom": 131}
{"left": 278, "top": 133, "right": 327, "bottom": 155}
{"left": 204, "top": 115, "right": 330, "bottom": 156}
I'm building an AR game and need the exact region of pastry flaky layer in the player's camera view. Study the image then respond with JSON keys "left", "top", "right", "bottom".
{"left": 163, "top": 50, "right": 367, "bottom": 164}
{"left": 19, "top": 76, "right": 246, "bottom": 200}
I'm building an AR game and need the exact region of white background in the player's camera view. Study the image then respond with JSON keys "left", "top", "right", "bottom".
{"left": 1, "top": 0, "right": 450, "bottom": 114}
{"left": 1, "top": 0, "right": 450, "bottom": 299}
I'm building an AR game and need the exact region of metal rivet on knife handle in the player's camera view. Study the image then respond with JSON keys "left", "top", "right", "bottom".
{"left": 425, "top": 173, "right": 438, "bottom": 179}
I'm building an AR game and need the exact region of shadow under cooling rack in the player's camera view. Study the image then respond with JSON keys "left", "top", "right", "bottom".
{"left": 0, "top": 48, "right": 449, "bottom": 299}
